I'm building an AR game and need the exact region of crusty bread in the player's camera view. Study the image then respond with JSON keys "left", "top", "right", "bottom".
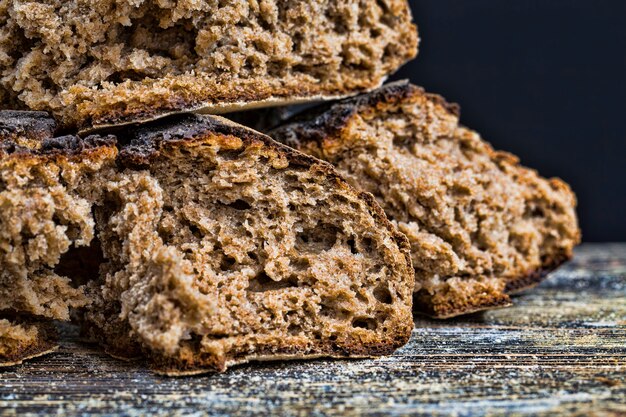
{"left": 0, "top": 0, "right": 417, "bottom": 131}
{"left": 85, "top": 114, "right": 414, "bottom": 374}
{"left": 0, "top": 110, "right": 117, "bottom": 364}
{"left": 0, "top": 111, "right": 117, "bottom": 320}
{"left": 1, "top": 110, "right": 414, "bottom": 373}
{"left": 270, "top": 81, "right": 581, "bottom": 318}
{"left": 0, "top": 317, "right": 57, "bottom": 366}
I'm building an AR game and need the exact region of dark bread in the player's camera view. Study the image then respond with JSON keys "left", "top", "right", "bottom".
{"left": 0, "top": 316, "right": 57, "bottom": 367}
{"left": 0, "top": 110, "right": 118, "bottom": 321}
{"left": 86, "top": 114, "right": 414, "bottom": 374}
{"left": 0, "top": 110, "right": 414, "bottom": 372}
{"left": 270, "top": 81, "right": 581, "bottom": 318}
{"left": 0, "top": 0, "right": 418, "bottom": 131}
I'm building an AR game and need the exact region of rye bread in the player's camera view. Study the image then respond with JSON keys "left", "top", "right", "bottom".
{"left": 0, "top": 0, "right": 417, "bottom": 132}
{"left": 0, "top": 317, "right": 58, "bottom": 367}
{"left": 0, "top": 110, "right": 414, "bottom": 373}
{"left": 270, "top": 81, "right": 581, "bottom": 318}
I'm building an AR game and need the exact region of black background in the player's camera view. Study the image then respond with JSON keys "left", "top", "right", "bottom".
{"left": 390, "top": 0, "right": 626, "bottom": 242}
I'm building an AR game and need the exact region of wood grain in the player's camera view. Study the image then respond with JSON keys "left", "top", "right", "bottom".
{"left": 1, "top": 243, "right": 624, "bottom": 416}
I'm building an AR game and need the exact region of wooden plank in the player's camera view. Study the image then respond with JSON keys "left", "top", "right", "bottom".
{"left": 1, "top": 243, "right": 625, "bottom": 416}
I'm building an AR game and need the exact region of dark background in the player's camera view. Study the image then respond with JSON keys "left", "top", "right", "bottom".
{"left": 390, "top": 0, "right": 626, "bottom": 242}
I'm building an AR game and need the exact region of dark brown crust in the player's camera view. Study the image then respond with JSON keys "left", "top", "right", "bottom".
{"left": 505, "top": 253, "right": 573, "bottom": 294}
{"left": 151, "top": 336, "right": 410, "bottom": 376}
{"left": 413, "top": 292, "right": 513, "bottom": 320}
{"left": 0, "top": 110, "right": 56, "bottom": 141}
{"left": 0, "top": 110, "right": 117, "bottom": 160}
{"left": 0, "top": 319, "right": 58, "bottom": 367}
{"left": 270, "top": 80, "right": 460, "bottom": 143}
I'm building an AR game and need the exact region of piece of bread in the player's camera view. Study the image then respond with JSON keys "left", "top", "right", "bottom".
{"left": 0, "top": 317, "right": 57, "bottom": 367}
{"left": 270, "top": 81, "right": 581, "bottom": 318}
{"left": 0, "top": 111, "right": 117, "bottom": 321}
{"left": 0, "top": 0, "right": 418, "bottom": 132}
{"left": 0, "top": 110, "right": 117, "bottom": 364}
{"left": 1, "top": 110, "right": 414, "bottom": 373}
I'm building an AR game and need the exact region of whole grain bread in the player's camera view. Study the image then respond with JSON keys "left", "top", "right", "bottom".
{"left": 0, "top": 0, "right": 417, "bottom": 132}
{"left": 0, "top": 110, "right": 118, "bottom": 364}
{"left": 270, "top": 81, "right": 581, "bottom": 318}
{"left": 0, "top": 316, "right": 57, "bottom": 366}
{"left": 0, "top": 110, "right": 414, "bottom": 373}
{"left": 0, "top": 111, "right": 117, "bottom": 321}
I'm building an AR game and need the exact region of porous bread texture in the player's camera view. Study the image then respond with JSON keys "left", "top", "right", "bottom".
{"left": 0, "top": 111, "right": 118, "bottom": 320}
{"left": 270, "top": 81, "right": 581, "bottom": 318}
{"left": 84, "top": 114, "right": 414, "bottom": 374}
{"left": 0, "top": 0, "right": 418, "bottom": 131}
{"left": 0, "top": 317, "right": 57, "bottom": 366}
{"left": 0, "top": 110, "right": 414, "bottom": 373}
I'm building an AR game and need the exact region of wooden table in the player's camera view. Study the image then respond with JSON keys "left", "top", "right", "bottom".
{"left": 1, "top": 243, "right": 625, "bottom": 416}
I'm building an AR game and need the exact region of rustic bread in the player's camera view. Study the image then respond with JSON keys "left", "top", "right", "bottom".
{"left": 0, "top": 317, "right": 57, "bottom": 366}
{"left": 0, "top": 0, "right": 417, "bottom": 131}
{"left": 0, "top": 110, "right": 414, "bottom": 373}
{"left": 0, "top": 110, "right": 117, "bottom": 364}
{"left": 270, "top": 81, "right": 581, "bottom": 318}
{"left": 0, "top": 111, "right": 117, "bottom": 321}
{"left": 85, "top": 114, "right": 413, "bottom": 374}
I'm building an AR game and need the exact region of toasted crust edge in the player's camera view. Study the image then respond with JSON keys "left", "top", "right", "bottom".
{"left": 150, "top": 334, "right": 413, "bottom": 376}
{"left": 504, "top": 254, "right": 573, "bottom": 294}
{"left": 0, "top": 320, "right": 58, "bottom": 367}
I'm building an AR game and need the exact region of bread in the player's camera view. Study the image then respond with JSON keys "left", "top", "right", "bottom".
{"left": 1, "top": 110, "right": 414, "bottom": 373}
{"left": 0, "top": 0, "right": 418, "bottom": 132}
{"left": 0, "top": 110, "right": 117, "bottom": 363}
{"left": 0, "top": 317, "right": 57, "bottom": 366}
{"left": 0, "top": 111, "right": 117, "bottom": 321}
{"left": 270, "top": 81, "right": 581, "bottom": 318}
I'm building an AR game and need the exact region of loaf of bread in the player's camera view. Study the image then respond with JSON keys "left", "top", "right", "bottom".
{"left": 270, "top": 81, "right": 581, "bottom": 318}
{"left": 0, "top": 0, "right": 417, "bottom": 131}
{"left": 0, "top": 110, "right": 414, "bottom": 372}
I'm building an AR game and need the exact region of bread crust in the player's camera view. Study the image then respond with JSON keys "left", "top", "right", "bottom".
{"left": 0, "top": 318, "right": 58, "bottom": 367}
{"left": 79, "top": 91, "right": 358, "bottom": 135}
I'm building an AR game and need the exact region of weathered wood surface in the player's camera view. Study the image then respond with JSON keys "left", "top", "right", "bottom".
{"left": 1, "top": 243, "right": 625, "bottom": 416}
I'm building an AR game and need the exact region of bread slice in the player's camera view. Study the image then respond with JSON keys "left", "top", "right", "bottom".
{"left": 0, "top": 0, "right": 417, "bottom": 132}
{"left": 1, "top": 110, "right": 414, "bottom": 373}
{"left": 270, "top": 81, "right": 581, "bottom": 318}
{"left": 0, "top": 317, "right": 57, "bottom": 366}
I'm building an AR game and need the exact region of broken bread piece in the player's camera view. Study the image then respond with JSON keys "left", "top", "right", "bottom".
{"left": 270, "top": 81, "right": 581, "bottom": 318}
{"left": 0, "top": 110, "right": 118, "bottom": 364}
{"left": 1, "top": 110, "right": 413, "bottom": 373}
{"left": 0, "top": 110, "right": 117, "bottom": 321}
{"left": 0, "top": 0, "right": 418, "bottom": 131}
{"left": 0, "top": 317, "right": 57, "bottom": 366}
{"left": 82, "top": 114, "right": 414, "bottom": 375}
